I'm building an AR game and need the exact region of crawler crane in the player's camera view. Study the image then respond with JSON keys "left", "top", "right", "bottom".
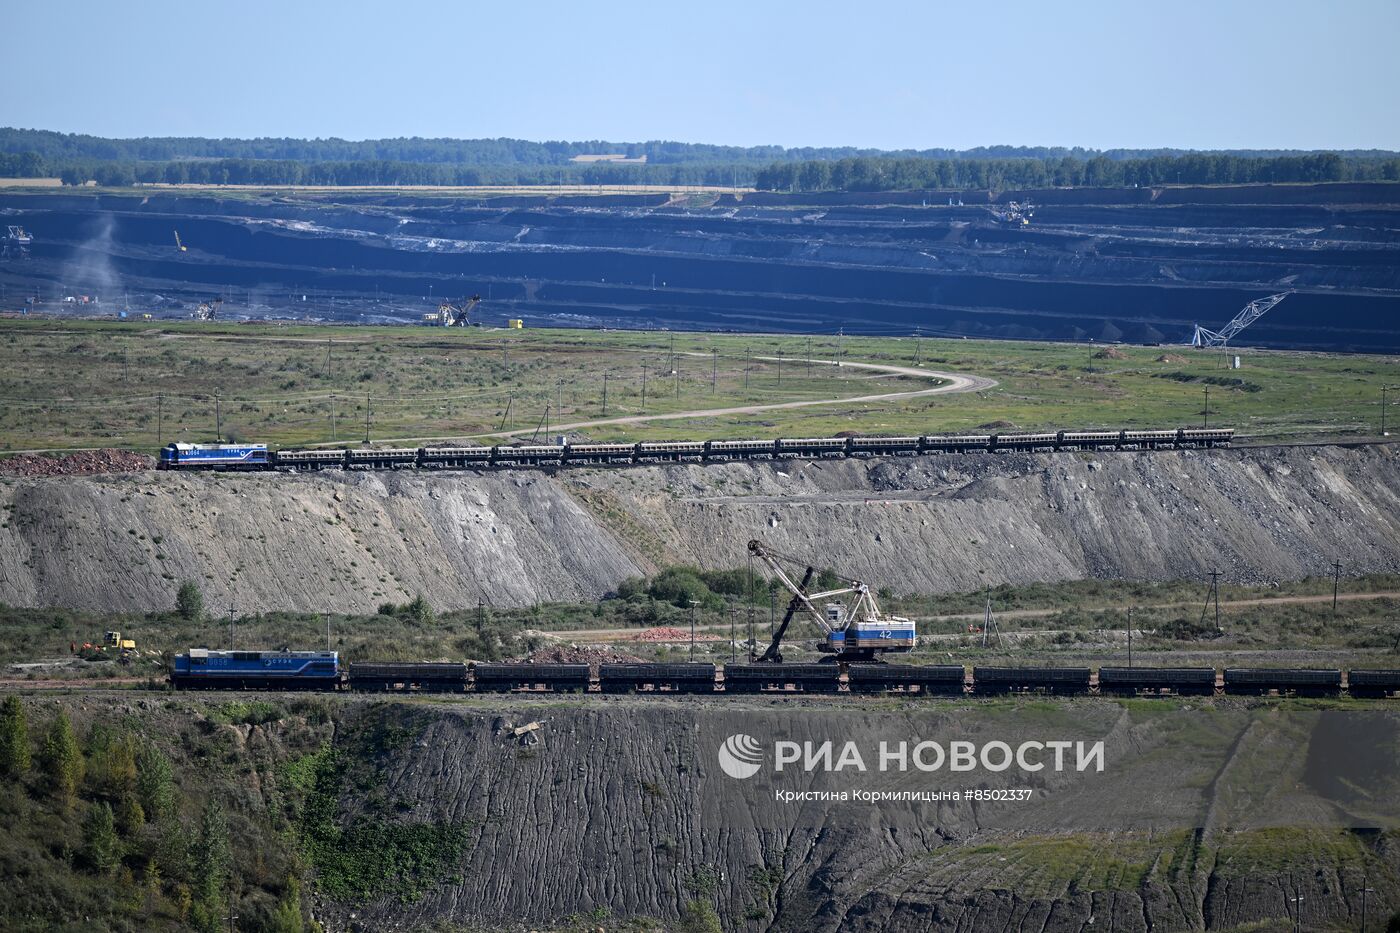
{"left": 747, "top": 538, "right": 916, "bottom": 663}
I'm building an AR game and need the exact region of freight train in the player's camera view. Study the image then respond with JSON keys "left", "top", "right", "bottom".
{"left": 167, "top": 650, "right": 1400, "bottom": 699}
{"left": 157, "top": 427, "right": 1234, "bottom": 472}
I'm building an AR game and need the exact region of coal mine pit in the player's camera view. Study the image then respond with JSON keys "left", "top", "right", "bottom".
{"left": 2, "top": 182, "right": 1397, "bottom": 350}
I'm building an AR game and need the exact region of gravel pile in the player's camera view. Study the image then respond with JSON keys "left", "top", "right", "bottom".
{"left": 0, "top": 448, "right": 153, "bottom": 477}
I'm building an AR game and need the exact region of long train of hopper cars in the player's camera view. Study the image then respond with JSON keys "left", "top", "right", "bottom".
{"left": 167, "top": 651, "right": 1400, "bottom": 698}
{"left": 156, "top": 427, "right": 1234, "bottom": 471}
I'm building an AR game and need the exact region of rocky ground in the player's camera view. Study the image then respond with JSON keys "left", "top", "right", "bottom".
{"left": 1, "top": 444, "right": 1394, "bottom": 614}
{"left": 0, "top": 448, "right": 152, "bottom": 477}
{"left": 8, "top": 691, "right": 1385, "bottom": 932}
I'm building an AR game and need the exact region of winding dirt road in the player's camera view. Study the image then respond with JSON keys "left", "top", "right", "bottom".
{"left": 481, "top": 357, "right": 996, "bottom": 440}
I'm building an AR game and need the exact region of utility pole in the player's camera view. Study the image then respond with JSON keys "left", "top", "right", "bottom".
{"left": 227, "top": 606, "right": 235, "bottom": 650}
{"left": 982, "top": 586, "right": 1001, "bottom": 648}
{"left": 806, "top": 336, "right": 813, "bottom": 376}
{"left": 674, "top": 358, "right": 680, "bottom": 398}
{"left": 689, "top": 600, "right": 697, "bottom": 661}
{"left": 1361, "top": 880, "right": 1375, "bottom": 932}
{"left": 1200, "top": 570, "right": 1222, "bottom": 633}
{"left": 669, "top": 333, "right": 675, "bottom": 372}
{"left": 1203, "top": 386, "right": 1210, "bottom": 428}
{"left": 157, "top": 395, "right": 164, "bottom": 447}
{"left": 1127, "top": 609, "right": 1133, "bottom": 668}
{"left": 1383, "top": 383, "right": 1399, "bottom": 437}
{"left": 364, "top": 393, "right": 371, "bottom": 443}
{"left": 712, "top": 348, "right": 717, "bottom": 393}
{"left": 498, "top": 392, "right": 514, "bottom": 430}
{"left": 329, "top": 393, "right": 336, "bottom": 441}
{"left": 914, "top": 330, "right": 922, "bottom": 366}
{"left": 325, "top": 338, "right": 332, "bottom": 378}
{"left": 729, "top": 609, "right": 737, "bottom": 665}
{"left": 640, "top": 365, "right": 647, "bottom": 412}
{"left": 777, "top": 348, "right": 783, "bottom": 384}
{"left": 837, "top": 327, "right": 844, "bottom": 364}
{"left": 556, "top": 378, "right": 564, "bottom": 419}
{"left": 215, "top": 390, "right": 222, "bottom": 442}
{"left": 1332, "top": 560, "right": 1342, "bottom": 614}
{"left": 601, "top": 373, "right": 609, "bottom": 416}
{"left": 325, "top": 611, "right": 331, "bottom": 651}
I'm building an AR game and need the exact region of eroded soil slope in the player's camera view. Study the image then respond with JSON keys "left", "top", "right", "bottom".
{"left": 0, "top": 444, "right": 1396, "bottom": 612}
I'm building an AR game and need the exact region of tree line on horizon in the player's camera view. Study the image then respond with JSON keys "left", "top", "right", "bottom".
{"left": 4, "top": 152, "right": 1395, "bottom": 191}
{"left": 6, "top": 126, "right": 1396, "bottom": 167}
{"left": 1, "top": 128, "right": 1398, "bottom": 191}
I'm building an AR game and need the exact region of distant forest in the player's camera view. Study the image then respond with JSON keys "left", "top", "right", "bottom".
{"left": 2, "top": 127, "right": 1398, "bottom": 191}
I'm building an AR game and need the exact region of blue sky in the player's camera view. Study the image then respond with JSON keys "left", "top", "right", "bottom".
{"left": 7, "top": 0, "right": 1398, "bottom": 150}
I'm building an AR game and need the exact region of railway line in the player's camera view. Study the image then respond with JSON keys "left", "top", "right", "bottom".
{"left": 157, "top": 426, "right": 1236, "bottom": 472}
{"left": 165, "top": 651, "right": 1400, "bottom": 698}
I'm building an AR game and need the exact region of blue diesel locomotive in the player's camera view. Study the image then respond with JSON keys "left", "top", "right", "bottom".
{"left": 159, "top": 443, "right": 270, "bottom": 470}
{"left": 170, "top": 649, "right": 341, "bottom": 690}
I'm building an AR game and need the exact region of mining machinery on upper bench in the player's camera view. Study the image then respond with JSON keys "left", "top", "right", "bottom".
{"left": 437, "top": 294, "right": 482, "bottom": 327}
{"left": 747, "top": 538, "right": 916, "bottom": 663}
{"left": 191, "top": 297, "right": 223, "bottom": 321}
{"left": 2, "top": 225, "right": 33, "bottom": 260}
{"left": 1190, "top": 291, "right": 1291, "bottom": 349}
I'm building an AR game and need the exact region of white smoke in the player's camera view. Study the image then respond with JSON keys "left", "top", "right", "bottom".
{"left": 63, "top": 212, "right": 121, "bottom": 301}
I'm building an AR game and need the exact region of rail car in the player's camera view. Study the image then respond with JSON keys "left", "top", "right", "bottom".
{"left": 471, "top": 662, "right": 590, "bottom": 693}
{"left": 348, "top": 662, "right": 469, "bottom": 692}
{"left": 722, "top": 662, "right": 841, "bottom": 693}
{"left": 598, "top": 663, "right": 718, "bottom": 693}
{"left": 167, "top": 653, "right": 1400, "bottom": 699}
{"left": 1223, "top": 668, "right": 1343, "bottom": 697}
{"left": 1097, "top": 666, "right": 1216, "bottom": 696}
{"left": 972, "top": 666, "right": 1092, "bottom": 695}
{"left": 155, "top": 428, "right": 1235, "bottom": 473}
{"left": 1347, "top": 669, "right": 1400, "bottom": 699}
{"left": 846, "top": 663, "right": 965, "bottom": 694}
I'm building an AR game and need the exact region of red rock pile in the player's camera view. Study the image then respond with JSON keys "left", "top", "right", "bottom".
{"left": 634, "top": 626, "right": 722, "bottom": 642}
{"left": 522, "top": 645, "right": 644, "bottom": 665}
{"left": 0, "top": 448, "right": 154, "bottom": 477}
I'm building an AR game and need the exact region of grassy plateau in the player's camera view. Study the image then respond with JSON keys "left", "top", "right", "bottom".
{"left": 1, "top": 319, "right": 1397, "bottom": 452}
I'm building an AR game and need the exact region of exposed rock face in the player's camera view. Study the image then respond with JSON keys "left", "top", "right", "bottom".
{"left": 0, "top": 444, "right": 1396, "bottom": 612}
{"left": 322, "top": 699, "right": 1400, "bottom": 933}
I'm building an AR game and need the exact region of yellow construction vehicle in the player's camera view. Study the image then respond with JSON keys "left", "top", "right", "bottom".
{"left": 104, "top": 631, "right": 136, "bottom": 651}
{"left": 102, "top": 631, "right": 136, "bottom": 664}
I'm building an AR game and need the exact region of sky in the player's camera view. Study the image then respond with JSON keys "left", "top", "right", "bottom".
{"left": 6, "top": 0, "right": 1399, "bottom": 151}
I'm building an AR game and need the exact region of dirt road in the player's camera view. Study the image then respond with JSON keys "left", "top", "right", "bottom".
{"left": 481, "top": 357, "right": 996, "bottom": 440}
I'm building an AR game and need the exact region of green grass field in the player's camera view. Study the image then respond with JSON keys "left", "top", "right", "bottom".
{"left": 1, "top": 319, "right": 1397, "bottom": 452}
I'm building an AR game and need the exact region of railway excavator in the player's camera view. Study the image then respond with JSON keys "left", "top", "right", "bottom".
{"left": 747, "top": 538, "right": 916, "bottom": 663}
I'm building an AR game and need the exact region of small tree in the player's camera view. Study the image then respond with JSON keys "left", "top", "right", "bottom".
{"left": 268, "top": 877, "right": 306, "bottom": 933}
{"left": 175, "top": 581, "right": 204, "bottom": 621}
{"left": 136, "top": 741, "right": 176, "bottom": 823}
{"left": 0, "top": 695, "right": 30, "bottom": 776}
{"left": 41, "top": 710, "right": 83, "bottom": 804}
{"left": 191, "top": 799, "right": 231, "bottom": 904}
{"left": 81, "top": 801, "right": 121, "bottom": 874}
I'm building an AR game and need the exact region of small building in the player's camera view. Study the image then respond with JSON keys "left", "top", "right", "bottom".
{"left": 508, "top": 319, "right": 524, "bottom": 329}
